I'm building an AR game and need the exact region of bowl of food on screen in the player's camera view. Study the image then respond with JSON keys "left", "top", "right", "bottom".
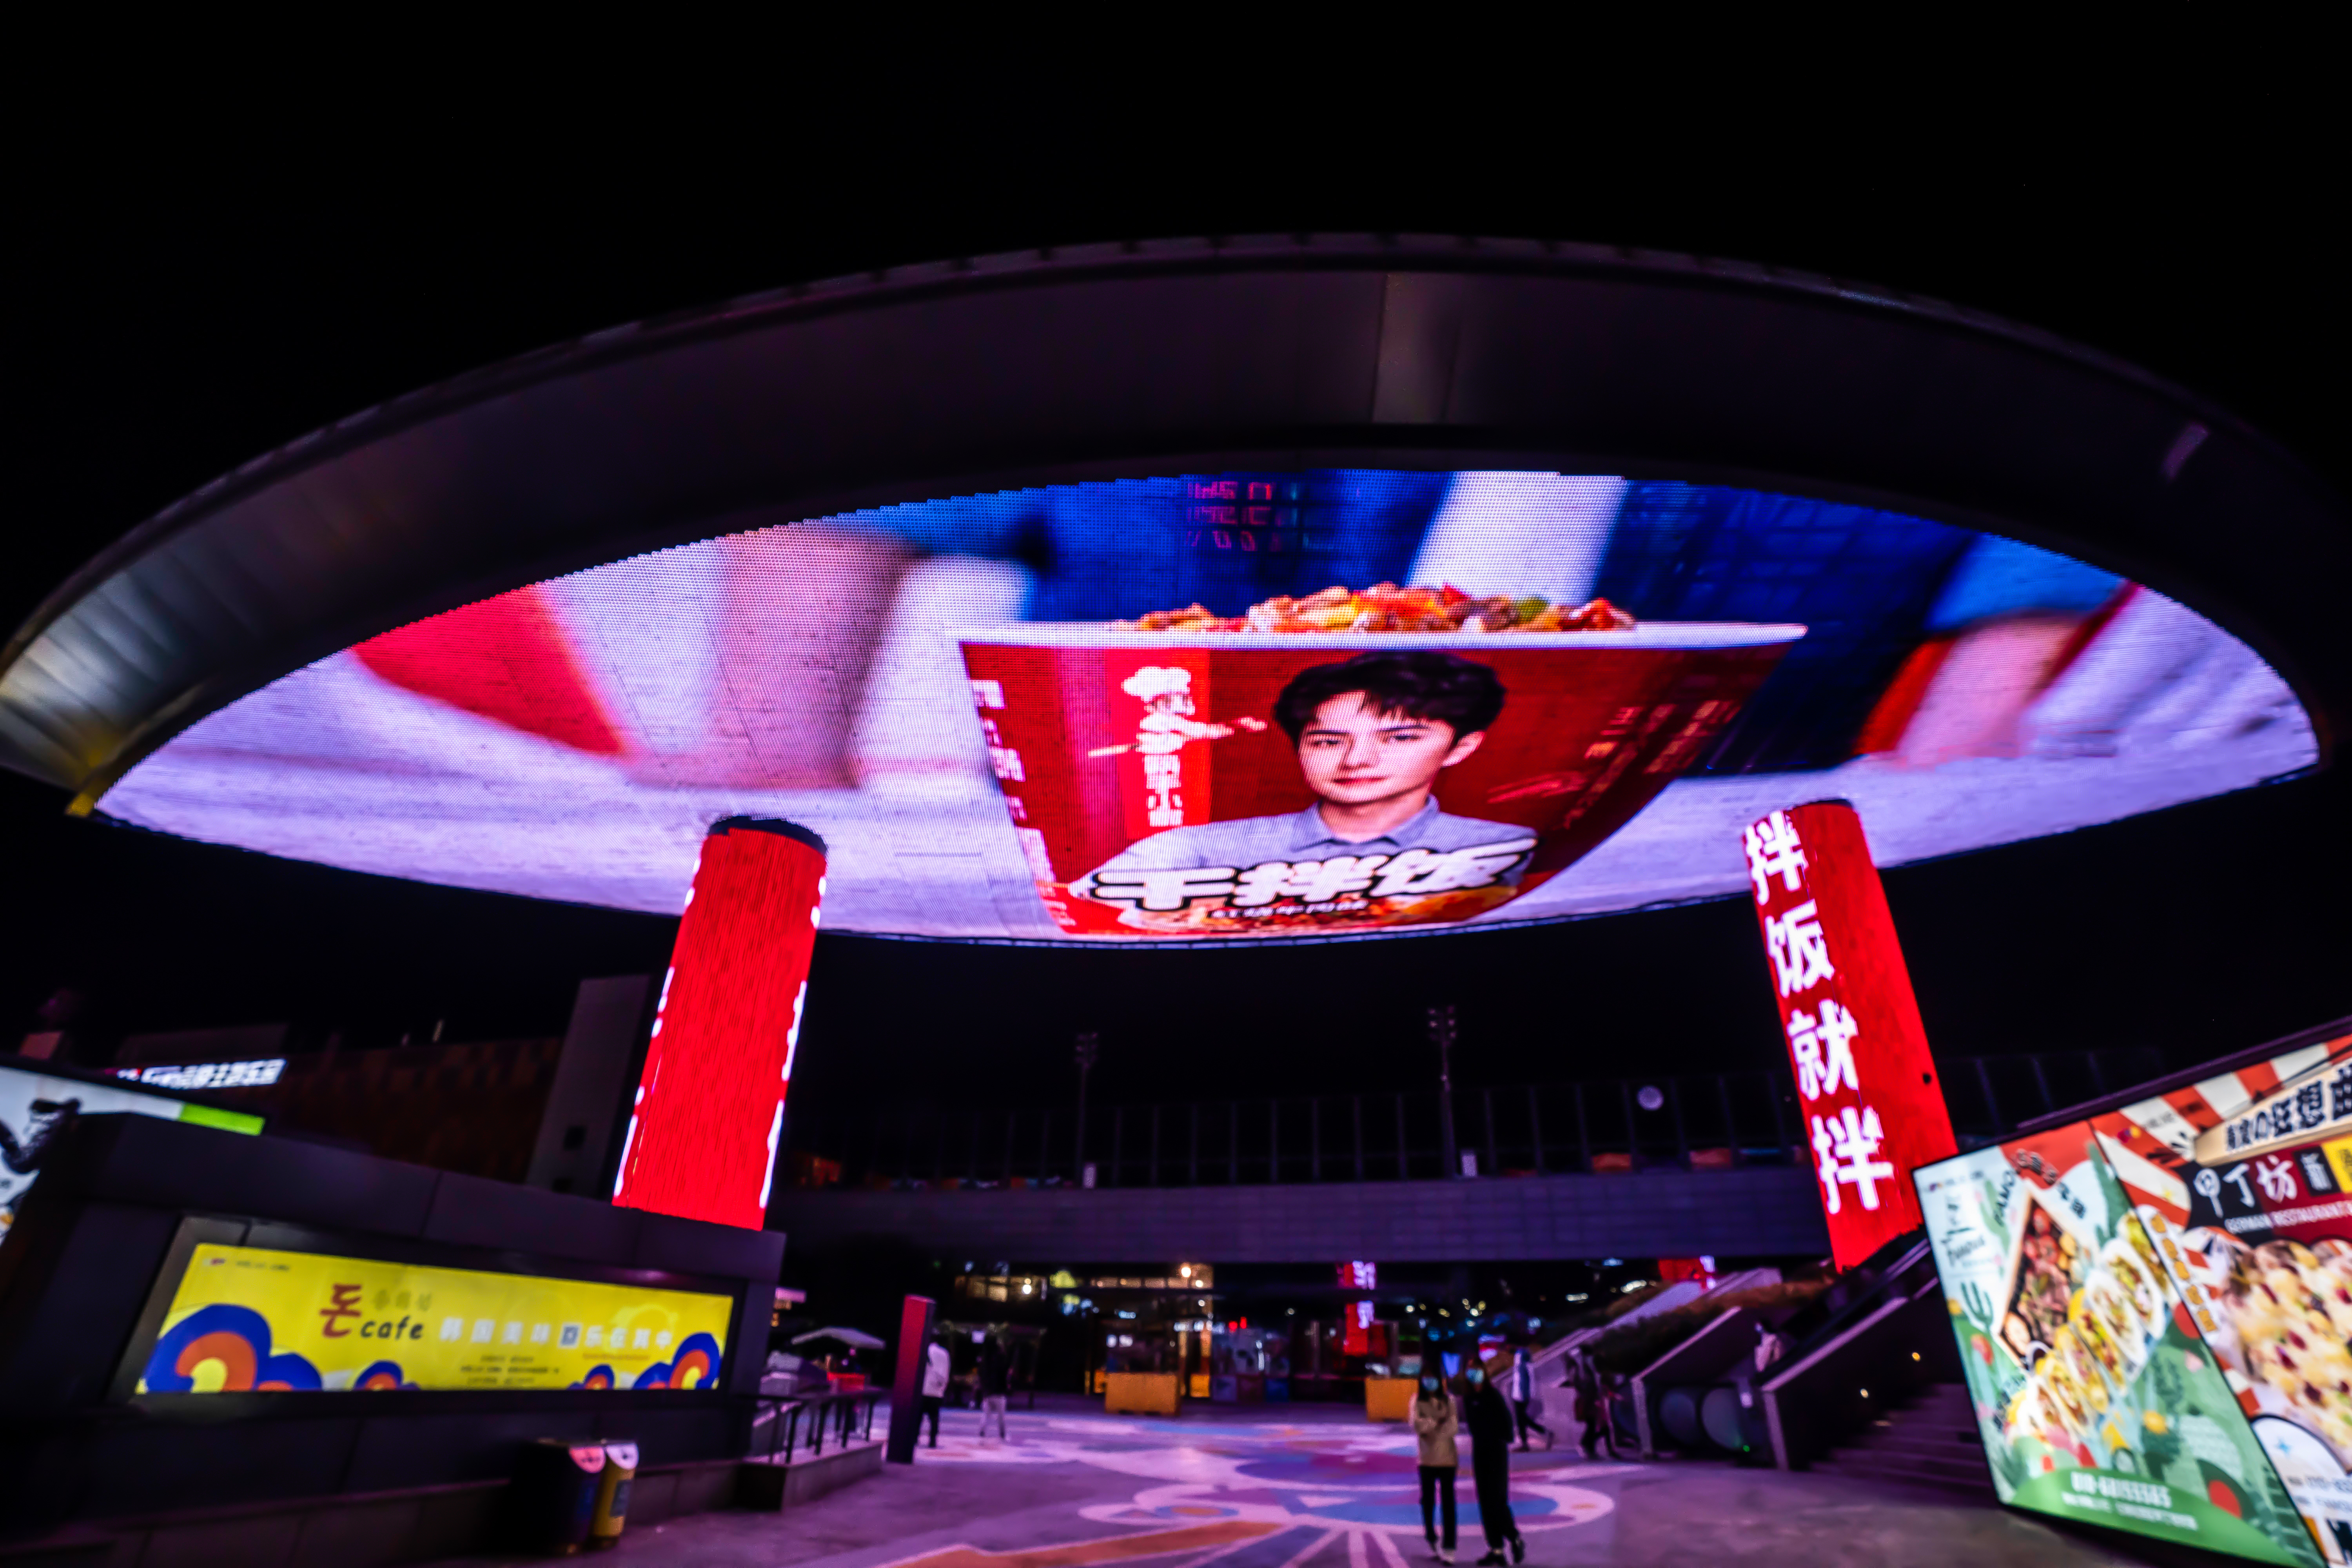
{"left": 957, "top": 585, "right": 1804, "bottom": 938}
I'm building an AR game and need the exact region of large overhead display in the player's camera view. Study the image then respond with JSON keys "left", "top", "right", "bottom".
{"left": 98, "top": 472, "right": 2315, "bottom": 943}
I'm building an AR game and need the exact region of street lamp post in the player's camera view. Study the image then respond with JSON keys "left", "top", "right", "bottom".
{"left": 1074, "top": 1031, "right": 1100, "bottom": 1185}
{"left": 1428, "top": 1005, "right": 1460, "bottom": 1178}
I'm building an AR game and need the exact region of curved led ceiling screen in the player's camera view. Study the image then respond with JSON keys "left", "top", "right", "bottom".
{"left": 102, "top": 472, "right": 2315, "bottom": 943}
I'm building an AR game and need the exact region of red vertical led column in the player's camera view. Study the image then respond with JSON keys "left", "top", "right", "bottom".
{"left": 1744, "top": 800, "right": 1956, "bottom": 1269}
{"left": 613, "top": 817, "right": 826, "bottom": 1229}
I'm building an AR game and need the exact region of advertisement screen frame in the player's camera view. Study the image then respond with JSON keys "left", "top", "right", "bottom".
{"left": 110, "top": 1215, "right": 745, "bottom": 1409}
{"left": 1914, "top": 1132, "right": 2328, "bottom": 1565}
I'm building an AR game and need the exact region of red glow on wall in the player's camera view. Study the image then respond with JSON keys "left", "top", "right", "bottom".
{"left": 1744, "top": 800, "right": 1956, "bottom": 1269}
{"left": 613, "top": 818, "right": 826, "bottom": 1229}
{"left": 353, "top": 586, "right": 627, "bottom": 756}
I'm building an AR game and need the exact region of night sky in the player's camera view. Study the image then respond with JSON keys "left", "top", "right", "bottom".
{"left": 8, "top": 85, "right": 2345, "bottom": 1124}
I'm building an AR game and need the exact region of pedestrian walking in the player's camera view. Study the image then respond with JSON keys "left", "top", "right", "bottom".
{"left": 1504, "top": 1352, "right": 1552, "bottom": 1451}
{"left": 1410, "top": 1372, "right": 1460, "bottom": 1563}
{"left": 1461, "top": 1365, "right": 1525, "bottom": 1566}
{"left": 1572, "top": 1354, "right": 1616, "bottom": 1459}
{"left": 977, "top": 1334, "right": 1011, "bottom": 1442}
{"left": 918, "top": 1335, "right": 953, "bottom": 1448}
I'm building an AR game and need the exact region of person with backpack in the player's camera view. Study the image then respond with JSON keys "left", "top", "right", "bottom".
{"left": 1410, "top": 1372, "right": 1460, "bottom": 1563}
{"left": 1461, "top": 1364, "right": 1526, "bottom": 1565}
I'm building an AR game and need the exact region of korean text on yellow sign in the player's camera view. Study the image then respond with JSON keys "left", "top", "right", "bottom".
{"left": 136, "top": 1244, "right": 733, "bottom": 1394}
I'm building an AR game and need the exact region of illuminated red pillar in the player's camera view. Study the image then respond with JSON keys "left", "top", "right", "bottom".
{"left": 1744, "top": 800, "right": 1956, "bottom": 1269}
{"left": 613, "top": 817, "right": 826, "bottom": 1229}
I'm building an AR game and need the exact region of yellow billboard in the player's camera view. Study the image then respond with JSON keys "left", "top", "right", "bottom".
{"left": 135, "top": 1243, "right": 734, "bottom": 1394}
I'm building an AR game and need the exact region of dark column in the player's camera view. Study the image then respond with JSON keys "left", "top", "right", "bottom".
{"left": 886, "top": 1294, "right": 936, "bottom": 1465}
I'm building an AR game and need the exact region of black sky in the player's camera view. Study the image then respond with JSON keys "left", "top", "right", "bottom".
{"left": 6, "top": 64, "right": 2346, "bottom": 1116}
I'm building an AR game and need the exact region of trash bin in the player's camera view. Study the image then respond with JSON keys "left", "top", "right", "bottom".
{"left": 588, "top": 1441, "right": 638, "bottom": 1551}
{"left": 514, "top": 1439, "right": 607, "bottom": 1554}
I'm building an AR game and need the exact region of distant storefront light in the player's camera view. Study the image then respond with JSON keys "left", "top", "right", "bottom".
{"left": 114, "top": 1058, "right": 286, "bottom": 1091}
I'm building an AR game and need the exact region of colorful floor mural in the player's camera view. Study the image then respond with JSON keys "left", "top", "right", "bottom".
{"left": 429, "top": 1401, "right": 2147, "bottom": 1566}
{"left": 875, "top": 1414, "right": 1625, "bottom": 1568}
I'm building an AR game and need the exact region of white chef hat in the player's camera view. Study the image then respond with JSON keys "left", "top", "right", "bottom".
{"left": 1120, "top": 666, "right": 1194, "bottom": 702}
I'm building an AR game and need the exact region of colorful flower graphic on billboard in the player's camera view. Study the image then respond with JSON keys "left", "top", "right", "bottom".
{"left": 141, "top": 1303, "right": 324, "bottom": 1393}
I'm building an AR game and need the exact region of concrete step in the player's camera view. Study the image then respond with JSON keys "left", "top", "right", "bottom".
{"left": 1815, "top": 1451, "right": 1994, "bottom": 1494}
{"left": 1817, "top": 1385, "right": 1994, "bottom": 1496}
{"left": 1893, "top": 1387, "right": 1973, "bottom": 1415}
{"left": 1848, "top": 1430, "right": 1985, "bottom": 1462}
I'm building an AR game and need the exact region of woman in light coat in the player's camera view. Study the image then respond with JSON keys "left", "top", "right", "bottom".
{"left": 1411, "top": 1372, "right": 1460, "bottom": 1562}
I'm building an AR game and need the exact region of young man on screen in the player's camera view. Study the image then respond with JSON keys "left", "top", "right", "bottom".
{"left": 1077, "top": 652, "right": 1532, "bottom": 912}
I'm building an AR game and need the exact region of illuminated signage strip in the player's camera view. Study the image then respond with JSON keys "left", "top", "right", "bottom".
{"left": 1745, "top": 800, "right": 1957, "bottom": 1270}
{"left": 113, "top": 1058, "right": 286, "bottom": 1091}
{"left": 2196, "top": 1056, "right": 2352, "bottom": 1164}
{"left": 612, "top": 818, "right": 826, "bottom": 1231}
{"left": 2, "top": 1063, "right": 263, "bottom": 1230}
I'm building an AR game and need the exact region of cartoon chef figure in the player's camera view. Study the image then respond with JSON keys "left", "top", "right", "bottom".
{"left": 1118, "top": 666, "right": 1266, "bottom": 753}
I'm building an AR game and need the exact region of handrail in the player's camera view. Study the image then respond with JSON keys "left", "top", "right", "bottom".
{"left": 750, "top": 1389, "right": 885, "bottom": 1464}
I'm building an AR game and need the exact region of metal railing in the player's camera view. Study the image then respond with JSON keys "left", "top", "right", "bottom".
{"left": 748, "top": 1389, "right": 885, "bottom": 1463}
{"left": 785, "top": 1047, "right": 2157, "bottom": 1192}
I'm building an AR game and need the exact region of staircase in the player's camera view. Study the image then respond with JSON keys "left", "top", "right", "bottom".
{"left": 1813, "top": 1383, "right": 1993, "bottom": 1495}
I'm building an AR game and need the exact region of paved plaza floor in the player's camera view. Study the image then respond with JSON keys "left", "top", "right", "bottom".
{"left": 433, "top": 1397, "right": 2153, "bottom": 1567}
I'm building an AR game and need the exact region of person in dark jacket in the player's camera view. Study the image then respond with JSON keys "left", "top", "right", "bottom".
{"left": 1461, "top": 1365, "right": 1525, "bottom": 1565}
{"left": 1572, "top": 1353, "right": 1616, "bottom": 1459}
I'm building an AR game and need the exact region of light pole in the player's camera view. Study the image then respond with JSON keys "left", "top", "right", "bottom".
{"left": 1074, "top": 1031, "right": 1100, "bottom": 1184}
{"left": 1427, "top": 1005, "right": 1460, "bottom": 1178}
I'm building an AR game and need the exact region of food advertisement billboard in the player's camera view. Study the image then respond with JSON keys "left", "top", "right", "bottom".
{"left": 129, "top": 1240, "right": 734, "bottom": 1396}
{"left": 1917, "top": 1042, "right": 2352, "bottom": 1566}
{"left": 2084, "top": 1033, "right": 2352, "bottom": 1562}
{"left": 1, "top": 1062, "right": 263, "bottom": 1234}
{"left": 99, "top": 472, "right": 2316, "bottom": 943}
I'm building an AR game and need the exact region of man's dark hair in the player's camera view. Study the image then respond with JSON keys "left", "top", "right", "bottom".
{"left": 1272, "top": 651, "right": 1506, "bottom": 742}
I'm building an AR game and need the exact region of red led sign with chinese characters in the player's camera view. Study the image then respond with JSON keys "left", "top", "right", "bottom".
{"left": 1744, "top": 800, "right": 1956, "bottom": 1269}
{"left": 613, "top": 818, "right": 826, "bottom": 1229}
